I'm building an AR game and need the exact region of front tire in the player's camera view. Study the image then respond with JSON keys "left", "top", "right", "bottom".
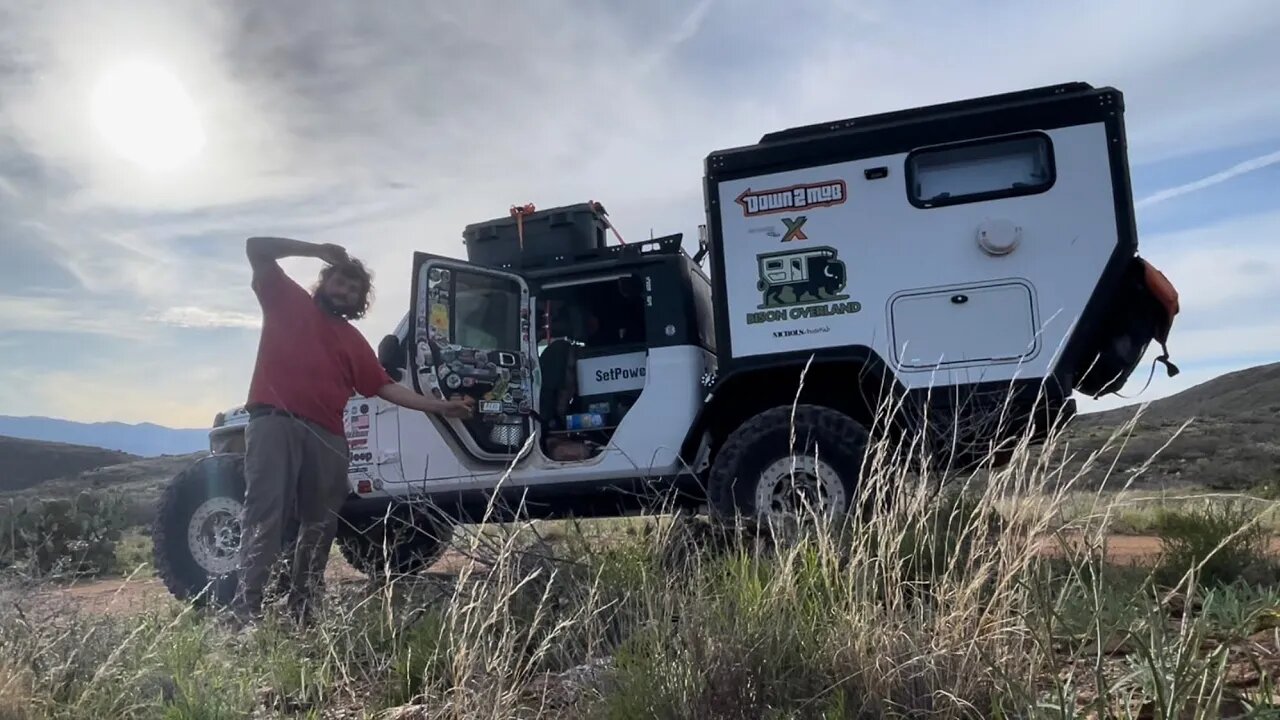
{"left": 152, "top": 454, "right": 246, "bottom": 606}
{"left": 336, "top": 504, "right": 451, "bottom": 579}
{"left": 708, "top": 404, "right": 869, "bottom": 526}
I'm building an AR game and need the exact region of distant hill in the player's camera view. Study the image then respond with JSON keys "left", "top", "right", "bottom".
{"left": 0, "top": 416, "right": 208, "bottom": 457}
{"left": 0, "top": 438, "right": 202, "bottom": 528}
{"left": 2, "top": 363, "right": 1277, "bottom": 525}
{"left": 0, "top": 436, "right": 139, "bottom": 493}
{"left": 17, "top": 452, "right": 206, "bottom": 526}
{"left": 1064, "top": 362, "right": 1280, "bottom": 490}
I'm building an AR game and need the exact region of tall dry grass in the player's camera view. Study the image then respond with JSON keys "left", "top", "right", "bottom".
{"left": 0, "top": 381, "right": 1277, "bottom": 718}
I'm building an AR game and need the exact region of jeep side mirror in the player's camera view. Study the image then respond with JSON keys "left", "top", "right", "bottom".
{"left": 378, "top": 334, "right": 404, "bottom": 381}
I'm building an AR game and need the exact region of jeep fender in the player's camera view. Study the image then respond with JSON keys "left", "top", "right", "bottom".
{"left": 678, "top": 348, "right": 903, "bottom": 470}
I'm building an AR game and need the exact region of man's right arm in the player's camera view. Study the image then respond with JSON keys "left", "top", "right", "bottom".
{"left": 246, "top": 236, "right": 348, "bottom": 272}
{"left": 245, "top": 237, "right": 349, "bottom": 304}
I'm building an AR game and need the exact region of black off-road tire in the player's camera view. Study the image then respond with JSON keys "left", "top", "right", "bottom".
{"left": 708, "top": 404, "right": 870, "bottom": 526}
{"left": 152, "top": 453, "right": 246, "bottom": 607}
{"left": 336, "top": 504, "right": 451, "bottom": 579}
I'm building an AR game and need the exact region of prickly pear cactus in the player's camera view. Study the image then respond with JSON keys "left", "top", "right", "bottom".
{"left": 0, "top": 490, "right": 128, "bottom": 578}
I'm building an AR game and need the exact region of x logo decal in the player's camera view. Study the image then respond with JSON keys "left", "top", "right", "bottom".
{"left": 781, "top": 216, "right": 807, "bottom": 242}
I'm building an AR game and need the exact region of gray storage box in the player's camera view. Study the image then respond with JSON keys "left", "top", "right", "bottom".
{"left": 463, "top": 203, "right": 609, "bottom": 267}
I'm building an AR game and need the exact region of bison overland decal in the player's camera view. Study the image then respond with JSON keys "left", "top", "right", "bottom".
{"left": 736, "top": 180, "right": 846, "bottom": 217}
{"left": 755, "top": 247, "right": 848, "bottom": 307}
{"left": 747, "top": 246, "right": 861, "bottom": 326}
{"left": 781, "top": 216, "right": 807, "bottom": 242}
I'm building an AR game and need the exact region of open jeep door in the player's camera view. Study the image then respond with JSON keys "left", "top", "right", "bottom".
{"left": 409, "top": 252, "right": 538, "bottom": 463}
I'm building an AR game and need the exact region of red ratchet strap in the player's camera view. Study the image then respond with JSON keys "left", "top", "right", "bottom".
{"left": 510, "top": 203, "right": 536, "bottom": 250}
{"left": 590, "top": 200, "right": 626, "bottom": 245}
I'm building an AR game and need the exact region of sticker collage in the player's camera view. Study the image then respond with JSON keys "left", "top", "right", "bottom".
{"left": 417, "top": 266, "right": 535, "bottom": 425}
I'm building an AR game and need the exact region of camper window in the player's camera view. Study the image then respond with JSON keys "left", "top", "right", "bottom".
{"left": 906, "top": 132, "right": 1054, "bottom": 208}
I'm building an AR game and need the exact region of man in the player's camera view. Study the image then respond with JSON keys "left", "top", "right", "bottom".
{"left": 231, "top": 235, "right": 473, "bottom": 625}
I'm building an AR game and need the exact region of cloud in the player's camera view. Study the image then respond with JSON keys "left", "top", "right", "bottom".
{"left": 1136, "top": 208, "right": 1280, "bottom": 315}
{"left": 0, "top": 295, "right": 151, "bottom": 340}
{"left": 146, "top": 306, "right": 261, "bottom": 329}
{"left": 13, "top": 363, "right": 245, "bottom": 427}
{"left": 1137, "top": 149, "right": 1280, "bottom": 208}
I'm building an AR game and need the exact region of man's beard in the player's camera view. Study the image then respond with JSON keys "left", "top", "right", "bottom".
{"left": 315, "top": 292, "right": 358, "bottom": 319}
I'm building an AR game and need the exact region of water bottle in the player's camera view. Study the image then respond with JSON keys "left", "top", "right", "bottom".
{"left": 565, "top": 412, "right": 605, "bottom": 431}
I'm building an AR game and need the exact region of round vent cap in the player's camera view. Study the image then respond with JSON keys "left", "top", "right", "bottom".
{"left": 977, "top": 218, "right": 1022, "bottom": 255}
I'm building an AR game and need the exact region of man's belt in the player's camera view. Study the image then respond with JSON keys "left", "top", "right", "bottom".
{"left": 247, "top": 404, "right": 305, "bottom": 421}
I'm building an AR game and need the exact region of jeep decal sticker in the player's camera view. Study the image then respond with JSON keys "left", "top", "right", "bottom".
{"left": 736, "top": 180, "right": 846, "bottom": 217}
{"left": 576, "top": 351, "right": 648, "bottom": 395}
{"left": 746, "top": 246, "right": 861, "bottom": 326}
{"left": 780, "top": 216, "right": 808, "bottom": 242}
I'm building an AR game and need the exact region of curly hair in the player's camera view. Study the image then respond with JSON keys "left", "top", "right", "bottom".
{"left": 313, "top": 257, "right": 376, "bottom": 320}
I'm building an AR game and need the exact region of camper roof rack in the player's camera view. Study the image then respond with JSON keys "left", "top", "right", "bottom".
{"left": 484, "top": 233, "right": 686, "bottom": 273}
{"left": 759, "top": 82, "right": 1098, "bottom": 144}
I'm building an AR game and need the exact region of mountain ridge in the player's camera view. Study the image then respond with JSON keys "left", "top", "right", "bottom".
{"left": 0, "top": 435, "right": 140, "bottom": 494}
{"left": 1065, "top": 361, "right": 1280, "bottom": 490}
{"left": 0, "top": 415, "right": 208, "bottom": 457}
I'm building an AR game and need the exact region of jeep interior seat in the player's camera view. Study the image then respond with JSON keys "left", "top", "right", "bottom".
{"left": 537, "top": 338, "right": 577, "bottom": 432}
{"left": 538, "top": 338, "right": 596, "bottom": 461}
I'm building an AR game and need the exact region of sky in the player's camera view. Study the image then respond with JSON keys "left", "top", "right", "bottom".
{"left": 0, "top": 0, "right": 1278, "bottom": 429}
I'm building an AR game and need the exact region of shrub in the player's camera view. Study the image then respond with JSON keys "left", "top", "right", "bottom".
{"left": 1151, "top": 498, "right": 1278, "bottom": 588}
{"left": 0, "top": 491, "right": 129, "bottom": 578}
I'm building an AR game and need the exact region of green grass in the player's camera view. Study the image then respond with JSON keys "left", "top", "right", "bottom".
{"left": 1, "top": 403, "right": 1279, "bottom": 717}
{"left": 2, "top": 506, "right": 1278, "bottom": 719}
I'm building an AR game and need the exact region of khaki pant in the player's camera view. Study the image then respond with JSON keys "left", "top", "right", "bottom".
{"left": 233, "top": 413, "right": 349, "bottom": 620}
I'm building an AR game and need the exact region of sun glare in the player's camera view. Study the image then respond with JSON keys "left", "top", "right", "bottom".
{"left": 91, "top": 61, "right": 205, "bottom": 172}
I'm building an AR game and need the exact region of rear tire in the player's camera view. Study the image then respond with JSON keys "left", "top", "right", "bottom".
{"left": 708, "top": 404, "right": 869, "bottom": 526}
{"left": 336, "top": 504, "right": 451, "bottom": 579}
{"left": 152, "top": 454, "right": 246, "bottom": 607}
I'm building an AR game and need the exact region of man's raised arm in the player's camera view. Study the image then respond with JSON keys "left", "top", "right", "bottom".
{"left": 246, "top": 236, "right": 349, "bottom": 271}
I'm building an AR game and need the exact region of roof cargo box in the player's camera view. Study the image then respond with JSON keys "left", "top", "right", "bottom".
{"left": 463, "top": 203, "right": 609, "bottom": 268}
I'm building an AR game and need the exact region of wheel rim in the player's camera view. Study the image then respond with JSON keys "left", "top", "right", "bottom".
{"left": 754, "top": 455, "right": 846, "bottom": 522}
{"left": 187, "top": 496, "right": 243, "bottom": 575}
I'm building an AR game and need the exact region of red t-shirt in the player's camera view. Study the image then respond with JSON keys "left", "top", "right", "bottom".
{"left": 245, "top": 262, "right": 392, "bottom": 437}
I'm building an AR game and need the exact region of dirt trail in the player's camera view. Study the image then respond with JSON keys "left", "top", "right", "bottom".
{"left": 39, "top": 549, "right": 474, "bottom": 618}
{"left": 46, "top": 534, "right": 1280, "bottom": 618}
{"left": 40, "top": 538, "right": 1179, "bottom": 617}
{"left": 1039, "top": 534, "right": 1163, "bottom": 563}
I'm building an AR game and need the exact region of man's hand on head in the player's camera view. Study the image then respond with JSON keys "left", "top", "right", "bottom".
{"left": 317, "top": 243, "right": 350, "bottom": 266}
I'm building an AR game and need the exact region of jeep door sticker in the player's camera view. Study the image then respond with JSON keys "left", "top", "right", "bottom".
{"left": 576, "top": 351, "right": 648, "bottom": 395}
{"left": 736, "top": 180, "right": 846, "bottom": 217}
{"left": 747, "top": 246, "right": 861, "bottom": 325}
